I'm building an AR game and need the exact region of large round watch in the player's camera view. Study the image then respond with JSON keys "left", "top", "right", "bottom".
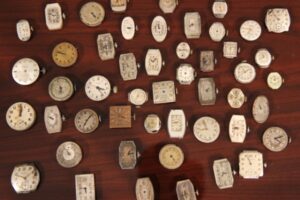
{"left": 52, "top": 42, "right": 78, "bottom": 68}
{"left": 240, "top": 20, "right": 262, "bottom": 41}
{"left": 48, "top": 76, "right": 75, "bottom": 101}
{"left": 79, "top": 1, "right": 105, "bottom": 27}
{"left": 227, "top": 88, "right": 247, "bottom": 108}
{"left": 263, "top": 127, "right": 290, "bottom": 152}
{"left": 74, "top": 108, "right": 100, "bottom": 134}
{"left": 193, "top": 116, "right": 220, "bottom": 143}
{"left": 56, "top": 141, "right": 82, "bottom": 168}
{"left": 128, "top": 88, "right": 148, "bottom": 106}
{"left": 159, "top": 144, "right": 184, "bottom": 170}
{"left": 209, "top": 22, "right": 227, "bottom": 42}
{"left": 234, "top": 61, "right": 256, "bottom": 84}
{"left": 267, "top": 72, "right": 284, "bottom": 90}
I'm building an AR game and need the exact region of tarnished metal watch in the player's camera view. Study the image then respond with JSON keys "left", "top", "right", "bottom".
{"left": 213, "top": 158, "right": 235, "bottom": 189}
{"left": 167, "top": 109, "right": 187, "bottom": 139}
{"left": 223, "top": 41, "right": 240, "bottom": 59}
{"left": 44, "top": 105, "right": 65, "bottom": 134}
{"left": 184, "top": 12, "right": 201, "bottom": 39}
{"left": 212, "top": 0, "right": 228, "bottom": 18}
{"left": 119, "top": 140, "right": 140, "bottom": 170}
{"left": 176, "top": 42, "right": 192, "bottom": 59}
{"left": 45, "top": 3, "right": 65, "bottom": 31}
{"left": 110, "top": 0, "right": 129, "bottom": 13}
{"left": 135, "top": 177, "right": 154, "bottom": 200}
{"left": 200, "top": 50, "right": 217, "bottom": 72}
{"left": 75, "top": 174, "right": 95, "bottom": 200}
{"left": 263, "top": 127, "right": 291, "bottom": 152}
{"left": 159, "top": 144, "right": 184, "bottom": 170}
{"left": 265, "top": 8, "right": 291, "bottom": 33}
{"left": 227, "top": 88, "right": 247, "bottom": 109}
{"left": 16, "top": 19, "right": 33, "bottom": 42}
{"left": 121, "top": 16, "right": 138, "bottom": 40}
{"left": 152, "top": 80, "right": 177, "bottom": 104}
{"left": 176, "top": 64, "right": 197, "bottom": 85}
{"left": 145, "top": 49, "right": 165, "bottom": 76}
{"left": 252, "top": 95, "right": 270, "bottom": 124}
{"left": 176, "top": 179, "right": 198, "bottom": 200}
{"left": 198, "top": 78, "right": 218, "bottom": 106}
{"left": 119, "top": 53, "right": 140, "bottom": 81}
{"left": 144, "top": 114, "right": 161, "bottom": 134}
{"left": 159, "top": 0, "right": 178, "bottom": 14}
{"left": 97, "top": 33, "right": 117, "bottom": 61}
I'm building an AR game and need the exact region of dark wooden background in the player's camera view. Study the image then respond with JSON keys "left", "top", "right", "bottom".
{"left": 0, "top": 0, "right": 300, "bottom": 199}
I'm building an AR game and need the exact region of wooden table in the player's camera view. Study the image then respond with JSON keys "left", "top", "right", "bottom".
{"left": 0, "top": 0, "right": 300, "bottom": 199}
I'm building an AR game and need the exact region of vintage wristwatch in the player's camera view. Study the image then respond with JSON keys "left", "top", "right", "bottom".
{"left": 176, "top": 42, "right": 192, "bottom": 59}
{"left": 119, "top": 53, "right": 139, "bottom": 81}
{"left": 176, "top": 64, "right": 197, "bottom": 85}
{"left": 74, "top": 108, "right": 100, "bottom": 134}
{"left": 200, "top": 50, "right": 217, "bottom": 72}
{"left": 144, "top": 114, "right": 161, "bottom": 134}
{"left": 151, "top": 15, "right": 169, "bottom": 43}
{"left": 56, "top": 141, "right": 82, "bottom": 168}
{"left": 121, "top": 16, "right": 138, "bottom": 40}
{"left": 265, "top": 8, "right": 291, "bottom": 33}
{"left": 109, "top": 105, "right": 132, "bottom": 129}
{"left": 159, "top": 144, "right": 184, "bottom": 170}
{"left": 75, "top": 174, "right": 95, "bottom": 200}
{"left": 110, "top": 0, "right": 128, "bottom": 13}
{"left": 52, "top": 42, "right": 78, "bottom": 68}
{"left": 79, "top": 1, "right": 105, "bottom": 27}
{"left": 240, "top": 20, "right": 262, "bottom": 41}
{"left": 255, "top": 48, "right": 274, "bottom": 68}
{"left": 145, "top": 49, "right": 164, "bottom": 76}
{"left": 135, "top": 177, "right": 154, "bottom": 200}
{"left": 239, "top": 150, "right": 266, "bottom": 179}
{"left": 119, "top": 140, "right": 140, "bottom": 170}
{"left": 45, "top": 3, "right": 65, "bottom": 31}
{"left": 11, "top": 163, "right": 40, "bottom": 194}
{"left": 97, "top": 33, "right": 117, "bottom": 61}
{"left": 12, "top": 58, "right": 45, "bottom": 86}
{"left": 167, "top": 109, "right": 187, "bottom": 139}
{"left": 128, "top": 88, "right": 148, "bottom": 106}
{"left": 48, "top": 76, "right": 75, "bottom": 101}
{"left": 209, "top": 22, "right": 227, "bottom": 42}
{"left": 252, "top": 95, "right": 270, "bottom": 124}
{"left": 213, "top": 158, "right": 234, "bottom": 189}
{"left": 159, "top": 0, "right": 178, "bottom": 14}
{"left": 184, "top": 12, "right": 201, "bottom": 39}
{"left": 198, "top": 77, "right": 218, "bottom": 106}
{"left": 152, "top": 80, "right": 177, "bottom": 104}
{"left": 263, "top": 127, "right": 291, "bottom": 152}
{"left": 227, "top": 88, "right": 247, "bottom": 109}
{"left": 6, "top": 102, "right": 36, "bottom": 131}
{"left": 193, "top": 116, "right": 220, "bottom": 143}
{"left": 16, "top": 19, "right": 33, "bottom": 42}
{"left": 267, "top": 72, "right": 284, "bottom": 90}
{"left": 44, "top": 105, "right": 64, "bottom": 134}
{"left": 212, "top": 0, "right": 228, "bottom": 18}
{"left": 229, "top": 114, "right": 249, "bottom": 143}
{"left": 234, "top": 61, "right": 256, "bottom": 84}
{"left": 223, "top": 41, "right": 240, "bottom": 59}
{"left": 176, "top": 179, "right": 198, "bottom": 200}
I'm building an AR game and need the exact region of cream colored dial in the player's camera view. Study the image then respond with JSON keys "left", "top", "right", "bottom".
{"left": 176, "top": 42, "right": 191, "bottom": 59}
{"left": 265, "top": 8, "right": 291, "bottom": 33}
{"left": 56, "top": 141, "right": 82, "bottom": 168}
{"left": 85, "top": 75, "right": 112, "bottom": 101}
{"left": 240, "top": 20, "right": 262, "bottom": 41}
{"left": 52, "top": 42, "right": 78, "bottom": 67}
{"left": 74, "top": 109, "right": 100, "bottom": 134}
{"left": 48, "top": 76, "right": 74, "bottom": 101}
{"left": 209, "top": 22, "right": 226, "bottom": 42}
{"left": 144, "top": 114, "right": 161, "bottom": 134}
{"left": 267, "top": 72, "right": 284, "bottom": 90}
{"left": 159, "top": 144, "right": 184, "bottom": 170}
{"left": 239, "top": 150, "right": 264, "bottom": 179}
{"left": 80, "top": 1, "right": 105, "bottom": 27}
{"left": 255, "top": 48, "right": 273, "bottom": 68}
{"left": 128, "top": 88, "right": 148, "bottom": 106}
{"left": 227, "top": 88, "right": 246, "bottom": 108}
{"left": 263, "top": 127, "right": 289, "bottom": 152}
{"left": 193, "top": 116, "right": 220, "bottom": 143}
{"left": 234, "top": 62, "right": 256, "bottom": 84}
{"left": 12, "top": 58, "right": 40, "bottom": 86}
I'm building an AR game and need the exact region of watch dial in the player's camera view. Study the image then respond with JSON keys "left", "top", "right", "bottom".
{"left": 267, "top": 72, "right": 283, "bottom": 90}
{"left": 198, "top": 78, "right": 216, "bottom": 105}
{"left": 176, "top": 42, "right": 191, "bottom": 59}
{"left": 263, "top": 127, "right": 289, "bottom": 152}
{"left": 213, "top": 159, "right": 234, "bottom": 189}
{"left": 234, "top": 62, "right": 256, "bottom": 84}
{"left": 75, "top": 174, "right": 95, "bottom": 200}
{"left": 97, "top": 33, "right": 115, "bottom": 60}
{"left": 252, "top": 95, "right": 270, "bottom": 124}
{"left": 193, "top": 116, "right": 220, "bottom": 143}
{"left": 223, "top": 42, "right": 238, "bottom": 58}
{"left": 151, "top": 16, "right": 168, "bottom": 42}
{"left": 212, "top": 1, "right": 228, "bottom": 17}
{"left": 145, "top": 49, "right": 162, "bottom": 76}
{"left": 74, "top": 109, "right": 99, "bottom": 134}
{"left": 209, "top": 22, "right": 226, "bottom": 42}
{"left": 109, "top": 106, "right": 132, "bottom": 129}
{"left": 135, "top": 178, "right": 154, "bottom": 200}
{"left": 121, "top": 16, "right": 136, "bottom": 40}
{"left": 229, "top": 115, "right": 247, "bottom": 143}
{"left": 176, "top": 180, "right": 197, "bottom": 200}
{"left": 16, "top": 19, "right": 31, "bottom": 41}
{"left": 80, "top": 2, "right": 105, "bottom": 27}
{"left": 48, "top": 76, "right": 74, "bottom": 101}
{"left": 184, "top": 12, "right": 201, "bottom": 38}
{"left": 85, "top": 75, "right": 111, "bottom": 101}
{"left": 119, "top": 141, "right": 137, "bottom": 169}
{"left": 52, "top": 42, "right": 78, "bottom": 68}
{"left": 119, "top": 53, "right": 138, "bottom": 81}
{"left": 240, "top": 20, "right": 262, "bottom": 41}
{"left": 152, "top": 81, "right": 176, "bottom": 104}
{"left": 44, "top": 105, "right": 62, "bottom": 134}
{"left": 56, "top": 141, "right": 82, "bottom": 168}
{"left": 176, "top": 64, "right": 195, "bottom": 84}
{"left": 265, "top": 8, "right": 291, "bottom": 33}
{"left": 159, "top": 144, "right": 184, "bottom": 170}
{"left": 144, "top": 114, "right": 161, "bottom": 134}
{"left": 255, "top": 48, "right": 272, "bottom": 68}
{"left": 227, "top": 88, "right": 245, "bottom": 108}
{"left": 239, "top": 151, "right": 264, "bottom": 179}
{"left": 12, "top": 58, "right": 40, "bottom": 85}
{"left": 129, "top": 88, "right": 148, "bottom": 106}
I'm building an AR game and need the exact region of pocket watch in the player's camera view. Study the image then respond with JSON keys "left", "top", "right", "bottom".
{"left": 48, "top": 76, "right": 75, "bottom": 101}
{"left": 16, "top": 19, "right": 33, "bottom": 42}
{"left": 159, "top": 144, "right": 184, "bottom": 170}
{"left": 267, "top": 72, "right": 284, "bottom": 90}
{"left": 11, "top": 163, "right": 40, "bottom": 194}
{"left": 145, "top": 49, "right": 164, "bottom": 76}
{"left": 75, "top": 174, "right": 95, "bottom": 200}
{"left": 119, "top": 53, "right": 139, "bottom": 81}
{"left": 45, "top": 3, "right": 65, "bottom": 31}
{"left": 56, "top": 141, "right": 82, "bottom": 168}
{"left": 6, "top": 102, "right": 36, "bottom": 131}
{"left": 263, "top": 127, "right": 291, "bottom": 152}
{"left": 200, "top": 50, "right": 217, "bottom": 72}
{"left": 144, "top": 114, "right": 161, "bottom": 134}
{"left": 176, "top": 179, "right": 198, "bottom": 200}
{"left": 198, "top": 77, "right": 218, "bottom": 106}
{"left": 209, "top": 22, "right": 227, "bottom": 42}
{"left": 223, "top": 41, "right": 240, "bottom": 59}
{"left": 119, "top": 140, "right": 140, "bottom": 170}
{"left": 255, "top": 48, "right": 274, "bottom": 68}
{"left": 110, "top": 0, "right": 128, "bottom": 13}
{"left": 85, "top": 75, "right": 116, "bottom": 101}
{"left": 240, "top": 20, "right": 262, "bottom": 41}
{"left": 176, "top": 64, "right": 197, "bottom": 85}
{"left": 152, "top": 80, "right": 177, "bottom": 104}
{"left": 135, "top": 177, "right": 154, "bottom": 200}
{"left": 74, "top": 108, "right": 100, "bottom": 134}
{"left": 176, "top": 42, "right": 192, "bottom": 59}
{"left": 234, "top": 61, "right": 256, "bottom": 84}
{"left": 128, "top": 88, "right": 148, "bottom": 106}
{"left": 151, "top": 15, "right": 169, "bottom": 43}
{"left": 213, "top": 158, "right": 234, "bottom": 189}
{"left": 239, "top": 150, "right": 265, "bottom": 179}
{"left": 52, "top": 42, "right": 78, "bottom": 68}
{"left": 44, "top": 105, "right": 64, "bottom": 134}
{"left": 97, "top": 33, "right": 117, "bottom": 61}
{"left": 252, "top": 95, "right": 270, "bottom": 124}
{"left": 159, "top": 0, "right": 178, "bottom": 14}
{"left": 12, "top": 58, "right": 44, "bottom": 86}
{"left": 193, "top": 116, "right": 220, "bottom": 143}
{"left": 79, "top": 1, "right": 105, "bottom": 27}
{"left": 265, "top": 8, "right": 291, "bottom": 33}
{"left": 227, "top": 88, "right": 247, "bottom": 109}
{"left": 212, "top": 0, "right": 228, "bottom": 18}
{"left": 121, "top": 16, "right": 138, "bottom": 40}
{"left": 229, "top": 114, "right": 249, "bottom": 143}
{"left": 184, "top": 12, "right": 201, "bottom": 39}
{"left": 109, "top": 105, "right": 132, "bottom": 129}
{"left": 167, "top": 109, "right": 187, "bottom": 139}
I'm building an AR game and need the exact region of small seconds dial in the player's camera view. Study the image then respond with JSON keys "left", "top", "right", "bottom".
{"left": 74, "top": 108, "right": 100, "bottom": 134}
{"left": 52, "top": 42, "right": 78, "bottom": 68}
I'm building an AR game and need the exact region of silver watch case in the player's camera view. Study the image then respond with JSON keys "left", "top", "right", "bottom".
{"left": 198, "top": 78, "right": 218, "bottom": 106}
{"left": 110, "top": 0, "right": 128, "bottom": 13}
{"left": 119, "top": 140, "right": 139, "bottom": 170}
{"left": 119, "top": 53, "right": 139, "bottom": 81}
{"left": 97, "top": 33, "right": 117, "bottom": 61}
{"left": 176, "top": 64, "right": 197, "bottom": 85}
{"left": 167, "top": 109, "right": 187, "bottom": 139}
{"left": 152, "top": 80, "right": 177, "bottom": 104}
{"left": 44, "top": 105, "right": 64, "bottom": 134}
{"left": 159, "top": 0, "right": 178, "bottom": 14}
{"left": 213, "top": 158, "right": 234, "bottom": 189}
{"left": 145, "top": 49, "right": 164, "bottom": 76}
{"left": 176, "top": 179, "right": 198, "bottom": 200}
{"left": 16, "top": 19, "right": 33, "bottom": 42}
{"left": 184, "top": 12, "right": 201, "bottom": 39}
{"left": 144, "top": 114, "right": 161, "bottom": 134}
{"left": 135, "top": 177, "right": 154, "bottom": 200}
{"left": 229, "top": 114, "right": 249, "bottom": 143}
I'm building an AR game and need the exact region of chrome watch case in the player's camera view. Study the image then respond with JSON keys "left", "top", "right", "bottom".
{"left": 184, "top": 12, "right": 201, "bottom": 39}
{"left": 152, "top": 80, "right": 177, "bottom": 104}
{"left": 198, "top": 77, "right": 218, "bottom": 106}
{"left": 213, "top": 158, "right": 234, "bottom": 189}
{"left": 176, "top": 179, "right": 198, "bottom": 200}
{"left": 167, "top": 109, "right": 187, "bottom": 139}
{"left": 145, "top": 49, "right": 164, "bottom": 76}
{"left": 16, "top": 19, "right": 33, "bottom": 42}
{"left": 97, "top": 33, "right": 117, "bottom": 61}
{"left": 119, "top": 53, "right": 139, "bottom": 81}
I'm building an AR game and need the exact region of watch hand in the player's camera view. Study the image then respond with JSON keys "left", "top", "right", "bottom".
{"left": 59, "top": 85, "right": 63, "bottom": 93}
{"left": 18, "top": 104, "right": 23, "bottom": 117}
{"left": 274, "top": 135, "right": 283, "bottom": 143}
{"left": 83, "top": 114, "right": 93, "bottom": 127}
{"left": 246, "top": 156, "right": 252, "bottom": 165}
{"left": 56, "top": 51, "right": 66, "bottom": 56}
{"left": 48, "top": 116, "right": 55, "bottom": 120}
{"left": 96, "top": 86, "right": 104, "bottom": 91}
{"left": 91, "top": 12, "right": 97, "bottom": 18}
{"left": 14, "top": 174, "right": 26, "bottom": 179}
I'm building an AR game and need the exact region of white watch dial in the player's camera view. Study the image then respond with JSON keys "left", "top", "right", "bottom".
{"left": 176, "top": 64, "right": 196, "bottom": 85}
{"left": 234, "top": 62, "right": 256, "bottom": 84}
{"left": 12, "top": 58, "right": 40, "bottom": 86}
{"left": 193, "top": 116, "right": 220, "bottom": 143}
{"left": 212, "top": 0, "right": 228, "bottom": 18}
{"left": 167, "top": 109, "right": 187, "bottom": 139}
{"left": 16, "top": 19, "right": 32, "bottom": 42}
{"left": 56, "top": 141, "right": 82, "bottom": 168}
{"left": 74, "top": 109, "right": 100, "bottom": 134}
{"left": 252, "top": 95, "right": 270, "bottom": 124}
{"left": 45, "top": 3, "right": 63, "bottom": 31}
{"left": 240, "top": 20, "right": 262, "bottom": 41}
{"left": 75, "top": 174, "right": 96, "bottom": 200}
{"left": 44, "top": 105, "right": 63, "bottom": 134}
{"left": 213, "top": 158, "right": 234, "bottom": 189}
{"left": 239, "top": 150, "right": 264, "bottom": 179}
{"left": 110, "top": 0, "right": 128, "bottom": 13}
{"left": 159, "top": 0, "right": 178, "bottom": 14}
{"left": 209, "top": 22, "right": 226, "bottom": 42}
{"left": 144, "top": 114, "right": 161, "bottom": 134}
{"left": 255, "top": 48, "right": 273, "bottom": 68}
{"left": 48, "top": 76, "right": 74, "bottom": 101}
{"left": 121, "top": 16, "right": 136, "bottom": 40}
{"left": 223, "top": 41, "right": 239, "bottom": 59}
{"left": 229, "top": 114, "right": 247, "bottom": 143}
{"left": 227, "top": 88, "right": 246, "bottom": 109}
{"left": 151, "top": 16, "right": 168, "bottom": 43}
{"left": 265, "top": 8, "right": 291, "bottom": 33}
{"left": 145, "top": 49, "right": 163, "bottom": 76}
{"left": 263, "top": 127, "right": 289, "bottom": 152}
{"left": 267, "top": 72, "right": 284, "bottom": 90}
{"left": 184, "top": 12, "right": 201, "bottom": 39}
{"left": 159, "top": 144, "right": 184, "bottom": 170}
{"left": 85, "top": 75, "right": 112, "bottom": 101}
{"left": 79, "top": 1, "right": 105, "bottom": 27}
{"left": 135, "top": 177, "right": 154, "bottom": 200}
{"left": 128, "top": 88, "right": 148, "bottom": 106}
{"left": 152, "top": 80, "right": 176, "bottom": 104}
{"left": 176, "top": 42, "right": 191, "bottom": 59}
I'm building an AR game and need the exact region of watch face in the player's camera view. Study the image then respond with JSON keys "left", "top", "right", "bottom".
{"left": 6, "top": 102, "right": 36, "bottom": 131}
{"left": 227, "top": 88, "right": 246, "bottom": 108}
{"left": 12, "top": 58, "right": 40, "bottom": 85}
{"left": 75, "top": 174, "right": 95, "bottom": 200}
{"left": 52, "top": 42, "right": 78, "bottom": 68}
{"left": 85, "top": 75, "right": 111, "bottom": 101}
{"left": 234, "top": 62, "right": 256, "bottom": 84}
{"left": 121, "top": 16, "right": 136, "bottom": 40}
{"left": 135, "top": 177, "right": 154, "bottom": 200}
{"left": 176, "top": 179, "right": 197, "bottom": 200}
{"left": 16, "top": 19, "right": 31, "bottom": 42}
{"left": 209, "top": 22, "right": 226, "bottom": 42}
{"left": 239, "top": 150, "right": 264, "bottom": 179}
{"left": 45, "top": 3, "right": 63, "bottom": 30}
{"left": 229, "top": 114, "right": 247, "bottom": 143}
{"left": 159, "top": 144, "right": 184, "bottom": 170}
{"left": 212, "top": 0, "right": 228, "bottom": 18}
{"left": 184, "top": 12, "right": 201, "bottom": 39}
{"left": 109, "top": 105, "right": 132, "bottom": 129}
{"left": 198, "top": 77, "right": 217, "bottom": 105}
{"left": 152, "top": 80, "right": 176, "bottom": 104}
{"left": 151, "top": 16, "right": 168, "bottom": 43}
{"left": 176, "top": 64, "right": 195, "bottom": 85}
{"left": 265, "top": 8, "right": 291, "bottom": 33}
{"left": 263, "top": 127, "right": 289, "bottom": 152}
{"left": 252, "top": 95, "right": 270, "bottom": 124}
{"left": 167, "top": 109, "right": 186, "bottom": 139}
{"left": 74, "top": 109, "right": 99, "bottom": 134}
{"left": 56, "top": 141, "right": 82, "bottom": 168}
{"left": 110, "top": 0, "right": 127, "bottom": 12}
{"left": 145, "top": 49, "right": 163, "bottom": 76}
{"left": 223, "top": 41, "right": 238, "bottom": 59}
{"left": 240, "top": 20, "right": 262, "bottom": 41}
{"left": 119, "top": 141, "right": 138, "bottom": 169}
{"left": 213, "top": 158, "right": 234, "bottom": 189}
{"left": 11, "top": 163, "right": 40, "bottom": 194}
{"left": 200, "top": 51, "right": 215, "bottom": 72}
{"left": 119, "top": 53, "right": 138, "bottom": 81}
{"left": 128, "top": 88, "right": 148, "bottom": 106}
{"left": 176, "top": 42, "right": 191, "bottom": 59}
{"left": 255, "top": 48, "right": 273, "bottom": 68}
{"left": 267, "top": 72, "right": 283, "bottom": 90}
{"left": 144, "top": 114, "right": 161, "bottom": 134}
{"left": 159, "top": 0, "right": 177, "bottom": 14}
{"left": 193, "top": 116, "right": 220, "bottom": 143}
{"left": 44, "top": 105, "right": 62, "bottom": 134}
{"left": 80, "top": 2, "right": 105, "bottom": 27}
{"left": 97, "top": 33, "right": 115, "bottom": 61}
{"left": 48, "top": 76, "right": 74, "bottom": 101}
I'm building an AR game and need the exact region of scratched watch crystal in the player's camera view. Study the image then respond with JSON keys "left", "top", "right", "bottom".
{"left": 48, "top": 76, "right": 74, "bottom": 101}
{"left": 200, "top": 50, "right": 217, "bottom": 72}
{"left": 97, "top": 33, "right": 116, "bottom": 61}
{"left": 198, "top": 77, "right": 217, "bottom": 106}
{"left": 159, "top": 144, "right": 184, "bottom": 170}
{"left": 152, "top": 80, "right": 176, "bottom": 104}
{"left": 119, "top": 53, "right": 139, "bottom": 81}
{"left": 79, "top": 1, "right": 105, "bottom": 27}
{"left": 56, "top": 141, "right": 82, "bottom": 168}
{"left": 263, "top": 127, "right": 290, "bottom": 152}
{"left": 74, "top": 108, "right": 100, "bottom": 134}
{"left": 159, "top": 0, "right": 178, "bottom": 14}
{"left": 52, "top": 42, "right": 78, "bottom": 68}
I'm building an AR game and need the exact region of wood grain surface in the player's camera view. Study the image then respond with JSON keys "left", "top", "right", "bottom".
{"left": 0, "top": 0, "right": 300, "bottom": 199}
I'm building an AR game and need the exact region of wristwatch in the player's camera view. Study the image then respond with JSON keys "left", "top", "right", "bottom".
{"left": 79, "top": 1, "right": 105, "bottom": 27}
{"left": 176, "top": 42, "right": 192, "bottom": 59}
{"left": 145, "top": 49, "right": 164, "bottom": 76}
{"left": 184, "top": 12, "right": 201, "bottom": 39}
{"left": 16, "top": 19, "right": 33, "bottom": 42}
{"left": 119, "top": 140, "right": 140, "bottom": 169}
{"left": 151, "top": 15, "right": 169, "bottom": 43}
{"left": 239, "top": 150, "right": 266, "bottom": 179}
{"left": 128, "top": 88, "right": 148, "bottom": 107}
{"left": 267, "top": 72, "right": 284, "bottom": 90}
{"left": 176, "top": 64, "right": 197, "bottom": 85}
{"left": 74, "top": 108, "right": 100, "bottom": 134}
{"left": 56, "top": 141, "right": 82, "bottom": 168}
{"left": 212, "top": 0, "right": 228, "bottom": 18}
{"left": 119, "top": 53, "right": 139, "bottom": 81}
{"left": 223, "top": 41, "right": 240, "bottom": 59}
{"left": 110, "top": 0, "right": 129, "bottom": 13}
{"left": 159, "top": 144, "right": 184, "bottom": 170}
{"left": 48, "top": 76, "right": 75, "bottom": 101}
{"left": 176, "top": 179, "right": 198, "bottom": 200}
{"left": 45, "top": 3, "right": 65, "bottom": 31}
{"left": 265, "top": 8, "right": 291, "bottom": 33}
{"left": 255, "top": 48, "right": 274, "bottom": 68}
{"left": 159, "top": 0, "right": 178, "bottom": 14}
{"left": 240, "top": 20, "right": 262, "bottom": 41}
{"left": 209, "top": 22, "right": 227, "bottom": 42}
{"left": 229, "top": 114, "right": 249, "bottom": 143}
{"left": 109, "top": 105, "right": 132, "bottom": 129}
{"left": 213, "top": 158, "right": 234, "bottom": 189}
{"left": 44, "top": 105, "right": 64, "bottom": 134}
{"left": 193, "top": 116, "right": 220, "bottom": 143}
{"left": 135, "top": 177, "right": 154, "bottom": 200}
{"left": 200, "top": 50, "right": 217, "bottom": 72}
{"left": 75, "top": 174, "right": 95, "bottom": 200}
{"left": 234, "top": 61, "right": 256, "bottom": 84}
{"left": 121, "top": 16, "right": 138, "bottom": 40}
{"left": 144, "top": 114, "right": 161, "bottom": 134}
{"left": 263, "top": 127, "right": 291, "bottom": 152}
{"left": 52, "top": 42, "right": 78, "bottom": 68}
{"left": 167, "top": 109, "right": 187, "bottom": 139}
{"left": 198, "top": 77, "right": 218, "bottom": 106}
{"left": 97, "top": 33, "right": 117, "bottom": 61}
{"left": 227, "top": 88, "right": 247, "bottom": 109}
{"left": 152, "top": 80, "right": 177, "bottom": 104}
{"left": 252, "top": 95, "right": 270, "bottom": 124}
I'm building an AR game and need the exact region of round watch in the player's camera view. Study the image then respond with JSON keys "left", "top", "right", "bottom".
{"left": 128, "top": 88, "right": 148, "bottom": 106}
{"left": 255, "top": 48, "right": 274, "bottom": 68}
{"left": 263, "top": 127, "right": 290, "bottom": 152}
{"left": 79, "top": 1, "right": 105, "bottom": 27}
{"left": 85, "top": 75, "right": 116, "bottom": 101}
{"left": 159, "top": 144, "right": 184, "bottom": 170}
{"left": 209, "top": 22, "right": 227, "bottom": 42}
{"left": 52, "top": 42, "right": 78, "bottom": 68}
{"left": 193, "top": 116, "right": 220, "bottom": 143}
{"left": 6, "top": 102, "right": 36, "bottom": 131}
{"left": 267, "top": 72, "right": 284, "bottom": 90}
{"left": 240, "top": 20, "right": 262, "bottom": 41}
{"left": 227, "top": 88, "right": 247, "bottom": 108}
{"left": 144, "top": 114, "right": 161, "bottom": 134}
{"left": 74, "top": 108, "right": 100, "bottom": 134}
{"left": 176, "top": 64, "right": 197, "bottom": 85}
{"left": 48, "top": 76, "right": 74, "bottom": 101}
{"left": 159, "top": 0, "right": 178, "bottom": 14}
{"left": 56, "top": 141, "right": 82, "bottom": 168}
{"left": 234, "top": 61, "right": 256, "bottom": 84}
{"left": 176, "top": 42, "right": 192, "bottom": 59}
